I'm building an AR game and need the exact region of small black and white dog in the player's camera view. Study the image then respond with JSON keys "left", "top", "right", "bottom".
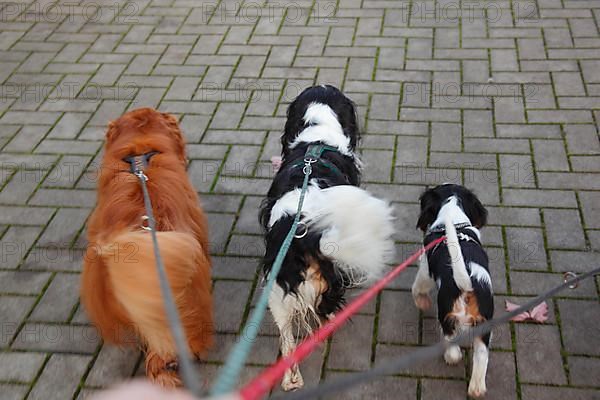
{"left": 259, "top": 85, "right": 395, "bottom": 391}
{"left": 411, "top": 184, "right": 493, "bottom": 398}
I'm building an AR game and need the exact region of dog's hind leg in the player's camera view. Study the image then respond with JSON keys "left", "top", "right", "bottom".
{"left": 269, "top": 285, "right": 305, "bottom": 391}
{"left": 412, "top": 255, "right": 435, "bottom": 310}
{"left": 145, "top": 351, "right": 182, "bottom": 388}
{"left": 468, "top": 336, "right": 489, "bottom": 398}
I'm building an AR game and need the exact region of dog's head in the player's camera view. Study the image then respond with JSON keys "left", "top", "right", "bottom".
{"left": 282, "top": 85, "right": 360, "bottom": 156}
{"left": 104, "top": 108, "right": 186, "bottom": 164}
{"left": 416, "top": 184, "right": 488, "bottom": 232}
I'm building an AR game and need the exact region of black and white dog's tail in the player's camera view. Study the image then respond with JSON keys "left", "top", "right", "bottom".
{"left": 269, "top": 184, "right": 395, "bottom": 285}
{"left": 444, "top": 217, "right": 473, "bottom": 292}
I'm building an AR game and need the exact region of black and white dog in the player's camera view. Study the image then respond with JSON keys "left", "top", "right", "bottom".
{"left": 411, "top": 184, "right": 493, "bottom": 398}
{"left": 259, "top": 85, "right": 395, "bottom": 391}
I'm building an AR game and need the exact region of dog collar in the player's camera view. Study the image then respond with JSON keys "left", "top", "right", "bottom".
{"left": 424, "top": 223, "right": 482, "bottom": 253}
{"left": 426, "top": 222, "right": 472, "bottom": 235}
{"left": 123, "top": 151, "right": 160, "bottom": 174}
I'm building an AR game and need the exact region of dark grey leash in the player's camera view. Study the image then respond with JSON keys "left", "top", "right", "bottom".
{"left": 275, "top": 266, "right": 600, "bottom": 400}
{"left": 127, "top": 152, "right": 202, "bottom": 397}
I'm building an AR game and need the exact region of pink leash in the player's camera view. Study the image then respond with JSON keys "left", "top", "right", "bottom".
{"left": 239, "top": 236, "right": 446, "bottom": 400}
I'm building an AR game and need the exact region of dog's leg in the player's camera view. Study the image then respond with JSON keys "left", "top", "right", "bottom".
{"left": 269, "top": 285, "right": 304, "bottom": 391}
{"left": 442, "top": 330, "right": 462, "bottom": 365}
{"left": 145, "top": 351, "right": 182, "bottom": 388}
{"left": 412, "top": 255, "right": 435, "bottom": 310}
{"left": 468, "top": 336, "right": 489, "bottom": 398}
{"left": 443, "top": 337, "right": 463, "bottom": 365}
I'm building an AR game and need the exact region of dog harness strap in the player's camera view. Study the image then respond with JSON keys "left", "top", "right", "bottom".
{"left": 123, "top": 151, "right": 159, "bottom": 174}
{"left": 304, "top": 143, "right": 338, "bottom": 160}
{"left": 288, "top": 144, "right": 347, "bottom": 178}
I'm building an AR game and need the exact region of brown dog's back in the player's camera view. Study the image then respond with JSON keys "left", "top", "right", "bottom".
{"left": 101, "top": 231, "right": 213, "bottom": 357}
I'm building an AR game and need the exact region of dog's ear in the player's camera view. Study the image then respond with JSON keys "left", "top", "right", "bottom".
{"left": 105, "top": 120, "right": 119, "bottom": 144}
{"left": 161, "top": 112, "right": 186, "bottom": 159}
{"left": 282, "top": 101, "right": 304, "bottom": 156}
{"left": 463, "top": 190, "right": 488, "bottom": 228}
{"left": 416, "top": 189, "right": 440, "bottom": 232}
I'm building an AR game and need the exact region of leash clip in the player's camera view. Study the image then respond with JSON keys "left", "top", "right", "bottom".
{"left": 303, "top": 158, "right": 317, "bottom": 175}
{"left": 563, "top": 271, "right": 578, "bottom": 289}
{"left": 134, "top": 170, "right": 148, "bottom": 182}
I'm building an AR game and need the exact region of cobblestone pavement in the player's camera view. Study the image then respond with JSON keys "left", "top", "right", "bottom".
{"left": 1, "top": 0, "right": 599, "bottom": 399}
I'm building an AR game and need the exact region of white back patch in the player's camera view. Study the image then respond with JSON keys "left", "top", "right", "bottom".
{"left": 290, "top": 103, "right": 352, "bottom": 156}
{"left": 469, "top": 262, "right": 492, "bottom": 289}
{"left": 430, "top": 196, "right": 471, "bottom": 230}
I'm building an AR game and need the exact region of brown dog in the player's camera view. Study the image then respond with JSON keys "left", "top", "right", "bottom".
{"left": 81, "top": 108, "right": 213, "bottom": 387}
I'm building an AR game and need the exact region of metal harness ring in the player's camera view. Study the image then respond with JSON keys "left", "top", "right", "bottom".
{"left": 294, "top": 221, "right": 308, "bottom": 239}
{"left": 141, "top": 215, "right": 152, "bottom": 231}
{"left": 563, "top": 271, "right": 578, "bottom": 289}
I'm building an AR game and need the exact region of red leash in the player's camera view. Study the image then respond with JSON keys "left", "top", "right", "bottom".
{"left": 239, "top": 236, "right": 445, "bottom": 400}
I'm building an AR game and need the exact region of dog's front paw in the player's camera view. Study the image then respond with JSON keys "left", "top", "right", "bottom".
{"left": 281, "top": 367, "right": 304, "bottom": 391}
{"left": 468, "top": 377, "right": 487, "bottom": 398}
{"left": 414, "top": 293, "right": 432, "bottom": 311}
{"left": 444, "top": 345, "right": 463, "bottom": 365}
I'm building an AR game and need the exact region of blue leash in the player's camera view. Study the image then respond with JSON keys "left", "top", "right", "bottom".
{"left": 210, "top": 150, "right": 319, "bottom": 396}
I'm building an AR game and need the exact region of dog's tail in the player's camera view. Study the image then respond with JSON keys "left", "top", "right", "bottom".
{"left": 313, "top": 185, "right": 396, "bottom": 285}
{"left": 100, "top": 230, "right": 212, "bottom": 357}
{"left": 444, "top": 217, "right": 473, "bottom": 292}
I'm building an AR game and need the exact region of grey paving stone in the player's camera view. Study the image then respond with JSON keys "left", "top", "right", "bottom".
{"left": 485, "top": 351, "right": 518, "bottom": 400}
{"left": 564, "top": 125, "right": 600, "bottom": 154}
{"left": 85, "top": 345, "right": 140, "bottom": 387}
{"left": 211, "top": 256, "right": 258, "bottom": 280}
{"left": 30, "top": 273, "right": 80, "bottom": 322}
{"left": 0, "top": 225, "right": 43, "bottom": 269}
{"left": 516, "top": 324, "right": 567, "bottom": 384}
{"left": 521, "top": 385, "right": 600, "bottom": 400}
{"left": 0, "top": 271, "right": 51, "bottom": 295}
{"left": 375, "top": 343, "right": 465, "bottom": 378}
{"left": 234, "top": 196, "right": 262, "bottom": 235}
{"left": 392, "top": 203, "right": 424, "bottom": 243}
{"left": 377, "top": 291, "right": 420, "bottom": 345}
{"left": 500, "top": 154, "right": 536, "bottom": 188}
{"left": 579, "top": 191, "right": 600, "bottom": 229}
{"left": 212, "top": 280, "right": 252, "bottom": 333}
{"left": 0, "top": 384, "right": 29, "bottom": 400}
{"left": 557, "top": 299, "right": 600, "bottom": 356}
{"left": 37, "top": 207, "right": 90, "bottom": 246}
{"left": 510, "top": 271, "right": 598, "bottom": 298}
{"left": 533, "top": 140, "right": 570, "bottom": 171}
{"left": 421, "top": 379, "right": 466, "bottom": 400}
{"left": 0, "top": 170, "right": 38, "bottom": 204}
{"left": 0, "top": 352, "right": 46, "bottom": 382}
{"left": 28, "top": 353, "right": 91, "bottom": 400}
{"left": 550, "top": 250, "right": 598, "bottom": 273}
{"left": 568, "top": 356, "right": 600, "bottom": 387}
{"left": 206, "top": 213, "right": 235, "bottom": 253}
{"left": 29, "top": 188, "right": 96, "bottom": 207}
{"left": 326, "top": 372, "right": 417, "bottom": 400}
{"left": 12, "top": 323, "right": 100, "bottom": 353}
{"left": 543, "top": 209, "right": 586, "bottom": 249}
{"left": 361, "top": 149, "right": 393, "bottom": 183}
{"left": 327, "top": 314, "right": 374, "bottom": 371}
{"left": 505, "top": 227, "right": 548, "bottom": 270}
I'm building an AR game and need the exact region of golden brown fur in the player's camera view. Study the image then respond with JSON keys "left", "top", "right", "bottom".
{"left": 81, "top": 108, "right": 213, "bottom": 387}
